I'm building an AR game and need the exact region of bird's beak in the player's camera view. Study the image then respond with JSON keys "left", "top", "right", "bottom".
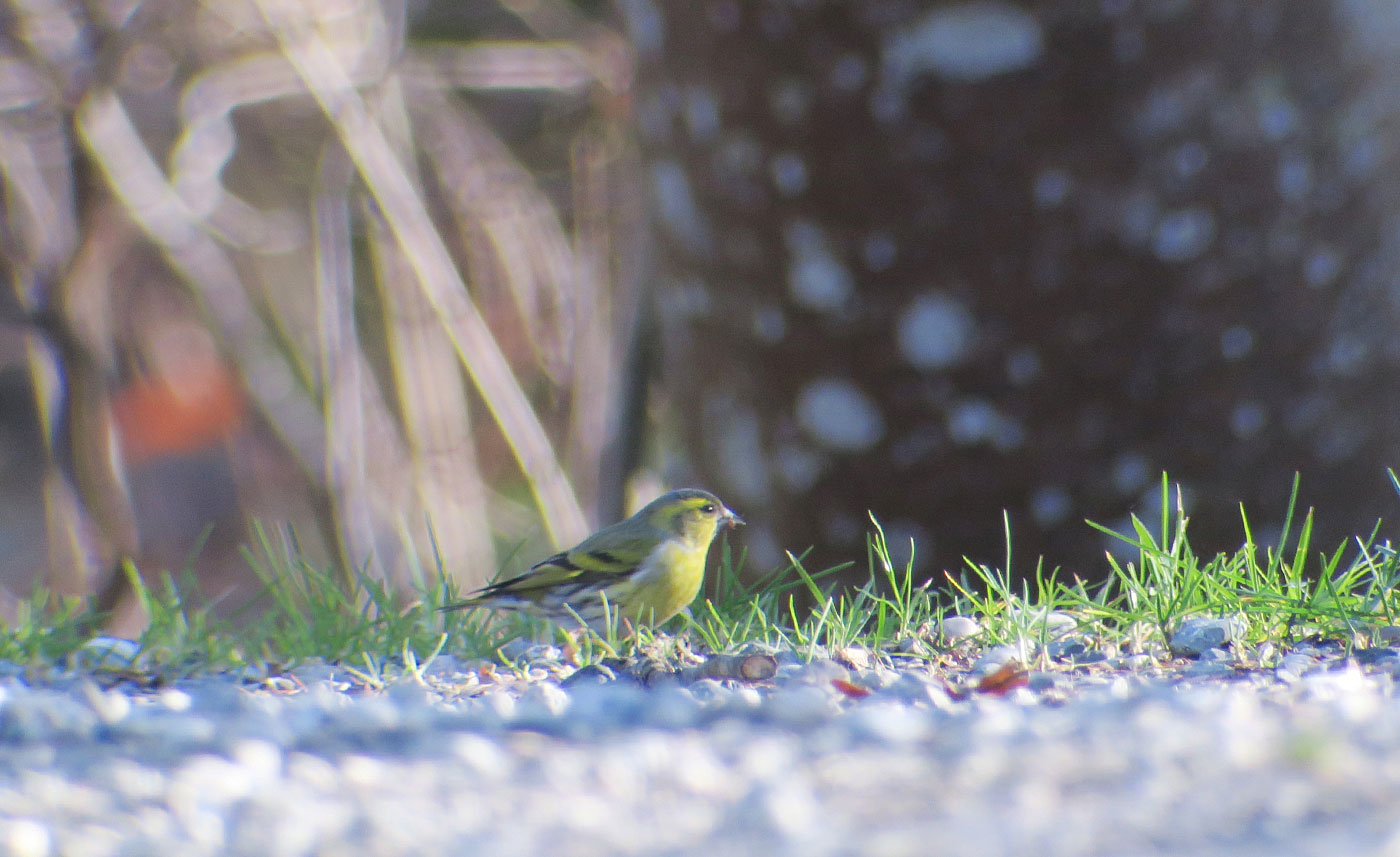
{"left": 723, "top": 507, "right": 745, "bottom": 528}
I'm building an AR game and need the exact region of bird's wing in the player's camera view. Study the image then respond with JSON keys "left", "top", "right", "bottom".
{"left": 555, "top": 540, "right": 639, "bottom": 578}
{"left": 449, "top": 520, "right": 668, "bottom": 608}
{"left": 466, "top": 546, "right": 636, "bottom": 601}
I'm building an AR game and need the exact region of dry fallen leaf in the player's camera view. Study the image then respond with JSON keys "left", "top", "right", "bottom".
{"left": 831, "top": 678, "right": 872, "bottom": 698}
{"left": 976, "top": 661, "right": 1028, "bottom": 695}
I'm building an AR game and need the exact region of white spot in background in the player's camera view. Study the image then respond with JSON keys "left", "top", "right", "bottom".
{"left": 770, "top": 152, "right": 809, "bottom": 196}
{"left": 1137, "top": 86, "right": 1192, "bottom": 139}
{"left": 1029, "top": 485, "right": 1073, "bottom": 527}
{"left": 751, "top": 305, "right": 787, "bottom": 343}
{"left": 947, "top": 400, "right": 997, "bottom": 445}
{"left": 1219, "top": 326, "right": 1255, "bottom": 361}
{"left": 775, "top": 442, "right": 825, "bottom": 491}
{"left": 652, "top": 160, "right": 713, "bottom": 255}
{"left": 946, "top": 399, "right": 1024, "bottom": 450}
{"left": 1005, "top": 346, "right": 1042, "bottom": 386}
{"left": 1325, "top": 336, "right": 1368, "bottom": 376}
{"left": 708, "top": 397, "right": 770, "bottom": 502}
{"left": 1152, "top": 207, "right": 1216, "bottom": 263}
{"left": 796, "top": 378, "right": 885, "bottom": 452}
{"left": 1230, "top": 401, "right": 1268, "bottom": 439}
{"left": 862, "top": 231, "right": 897, "bottom": 271}
{"left": 683, "top": 86, "right": 721, "bottom": 141}
{"left": 896, "top": 292, "right": 975, "bottom": 370}
{"left": 1304, "top": 246, "right": 1342, "bottom": 288}
{"left": 1111, "top": 451, "right": 1151, "bottom": 495}
{"left": 1033, "top": 169, "right": 1071, "bottom": 208}
{"left": 883, "top": 2, "right": 1044, "bottom": 84}
{"left": 616, "top": 0, "right": 664, "bottom": 58}
{"left": 830, "top": 54, "right": 869, "bottom": 92}
{"left": 1256, "top": 93, "right": 1300, "bottom": 141}
{"left": 1171, "top": 141, "right": 1208, "bottom": 179}
{"left": 784, "top": 221, "right": 854, "bottom": 311}
{"left": 770, "top": 78, "right": 815, "bottom": 125}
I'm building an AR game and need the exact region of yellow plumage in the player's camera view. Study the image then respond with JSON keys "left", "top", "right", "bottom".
{"left": 443, "top": 488, "right": 743, "bottom": 629}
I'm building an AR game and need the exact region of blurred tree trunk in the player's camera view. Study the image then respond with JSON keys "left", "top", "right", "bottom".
{"left": 626, "top": 1, "right": 1400, "bottom": 577}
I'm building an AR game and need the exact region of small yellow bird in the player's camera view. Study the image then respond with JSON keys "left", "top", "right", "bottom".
{"left": 443, "top": 489, "right": 743, "bottom": 629}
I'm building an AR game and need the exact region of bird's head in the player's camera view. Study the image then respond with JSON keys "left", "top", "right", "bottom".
{"left": 641, "top": 488, "right": 744, "bottom": 548}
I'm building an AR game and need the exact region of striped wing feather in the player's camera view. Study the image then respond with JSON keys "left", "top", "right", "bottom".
{"left": 467, "top": 520, "right": 665, "bottom": 605}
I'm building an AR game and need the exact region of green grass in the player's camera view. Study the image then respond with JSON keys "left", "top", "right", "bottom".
{"left": 4, "top": 473, "right": 1400, "bottom": 680}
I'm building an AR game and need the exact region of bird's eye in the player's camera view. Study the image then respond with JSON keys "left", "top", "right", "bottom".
{"left": 701, "top": 503, "right": 716, "bottom": 514}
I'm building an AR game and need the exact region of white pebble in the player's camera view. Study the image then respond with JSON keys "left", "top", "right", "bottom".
{"left": 940, "top": 616, "right": 982, "bottom": 640}
{"left": 2, "top": 820, "right": 50, "bottom": 857}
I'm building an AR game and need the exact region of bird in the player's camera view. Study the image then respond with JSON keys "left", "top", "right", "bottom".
{"left": 443, "top": 488, "right": 743, "bottom": 630}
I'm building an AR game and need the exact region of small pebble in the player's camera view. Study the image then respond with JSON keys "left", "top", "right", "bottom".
{"left": 940, "top": 616, "right": 981, "bottom": 640}
{"left": 2, "top": 819, "right": 51, "bottom": 857}
{"left": 72, "top": 637, "right": 141, "bottom": 671}
{"left": 781, "top": 658, "right": 849, "bottom": 687}
{"left": 1170, "top": 616, "right": 1247, "bottom": 657}
{"left": 561, "top": 664, "right": 616, "bottom": 687}
{"left": 893, "top": 634, "right": 930, "bottom": 656}
{"left": 834, "top": 646, "right": 871, "bottom": 671}
{"left": 1047, "top": 637, "right": 1088, "bottom": 661}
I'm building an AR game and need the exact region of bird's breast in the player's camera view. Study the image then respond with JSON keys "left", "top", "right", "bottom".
{"left": 624, "top": 540, "right": 707, "bottom": 624}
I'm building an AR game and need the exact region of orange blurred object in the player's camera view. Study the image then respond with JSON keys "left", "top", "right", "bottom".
{"left": 111, "top": 362, "right": 245, "bottom": 462}
{"left": 831, "top": 678, "right": 872, "bottom": 699}
{"left": 975, "top": 662, "right": 1030, "bottom": 696}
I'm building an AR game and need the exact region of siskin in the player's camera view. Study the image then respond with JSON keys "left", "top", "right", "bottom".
{"left": 443, "top": 489, "right": 743, "bottom": 629}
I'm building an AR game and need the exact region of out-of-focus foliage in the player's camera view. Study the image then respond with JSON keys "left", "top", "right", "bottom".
{"left": 0, "top": 0, "right": 644, "bottom": 629}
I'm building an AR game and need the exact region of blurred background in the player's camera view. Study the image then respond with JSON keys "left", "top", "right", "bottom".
{"left": 2, "top": 0, "right": 1400, "bottom": 630}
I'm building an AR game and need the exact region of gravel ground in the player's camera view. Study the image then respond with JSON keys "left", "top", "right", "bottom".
{"left": 4, "top": 640, "right": 1400, "bottom": 856}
